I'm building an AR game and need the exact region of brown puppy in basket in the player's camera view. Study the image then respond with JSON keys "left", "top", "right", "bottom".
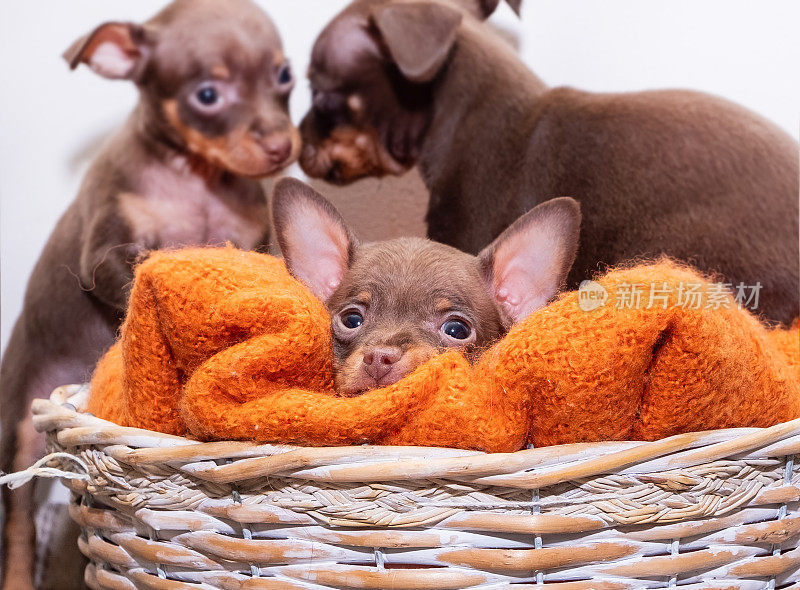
{"left": 272, "top": 178, "right": 580, "bottom": 395}
{"left": 0, "top": 1, "right": 299, "bottom": 587}
{"left": 299, "top": 0, "right": 799, "bottom": 326}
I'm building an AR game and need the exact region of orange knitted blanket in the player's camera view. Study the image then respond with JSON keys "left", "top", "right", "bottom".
{"left": 88, "top": 247, "right": 800, "bottom": 452}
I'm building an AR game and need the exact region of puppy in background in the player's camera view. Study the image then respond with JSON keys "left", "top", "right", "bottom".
{"left": 272, "top": 178, "right": 580, "bottom": 394}
{"left": 0, "top": 1, "right": 299, "bottom": 587}
{"left": 300, "top": 0, "right": 799, "bottom": 326}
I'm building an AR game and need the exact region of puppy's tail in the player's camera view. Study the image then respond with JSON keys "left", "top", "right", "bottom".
{"left": 504, "top": 0, "right": 522, "bottom": 16}
{"left": 468, "top": 0, "right": 522, "bottom": 19}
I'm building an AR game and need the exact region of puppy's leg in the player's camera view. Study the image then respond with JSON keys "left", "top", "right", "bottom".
{"left": 1, "top": 327, "right": 93, "bottom": 590}
{"left": 1, "top": 422, "right": 41, "bottom": 590}
{"left": 1, "top": 330, "right": 41, "bottom": 590}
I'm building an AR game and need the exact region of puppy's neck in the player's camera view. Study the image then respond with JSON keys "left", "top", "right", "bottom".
{"left": 418, "top": 23, "right": 548, "bottom": 245}
{"left": 129, "top": 101, "right": 228, "bottom": 188}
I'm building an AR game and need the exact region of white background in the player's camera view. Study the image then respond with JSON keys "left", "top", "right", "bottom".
{"left": 1, "top": 0, "right": 799, "bottom": 351}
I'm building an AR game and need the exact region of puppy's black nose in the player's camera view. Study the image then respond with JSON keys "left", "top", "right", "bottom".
{"left": 363, "top": 346, "right": 403, "bottom": 380}
{"left": 264, "top": 135, "right": 292, "bottom": 164}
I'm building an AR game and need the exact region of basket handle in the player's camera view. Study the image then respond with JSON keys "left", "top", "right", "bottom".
{"left": 0, "top": 452, "right": 89, "bottom": 489}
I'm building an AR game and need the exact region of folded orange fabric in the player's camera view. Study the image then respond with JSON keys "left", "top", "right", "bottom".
{"left": 88, "top": 247, "right": 800, "bottom": 452}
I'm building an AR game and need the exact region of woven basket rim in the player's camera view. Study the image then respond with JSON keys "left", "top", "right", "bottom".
{"left": 32, "top": 384, "right": 800, "bottom": 489}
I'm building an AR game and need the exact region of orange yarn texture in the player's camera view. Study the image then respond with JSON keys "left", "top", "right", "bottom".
{"left": 89, "top": 247, "right": 800, "bottom": 452}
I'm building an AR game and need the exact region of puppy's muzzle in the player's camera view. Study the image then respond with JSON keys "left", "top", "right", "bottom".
{"left": 299, "top": 111, "right": 406, "bottom": 184}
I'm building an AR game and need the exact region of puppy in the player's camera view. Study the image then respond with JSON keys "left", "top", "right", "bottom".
{"left": 0, "top": 1, "right": 299, "bottom": 588}
{"left": 271, "top": 178, "right": 580, "bottom": 394}
{"left": 299, "top": 0, "right": 799, "bottom": 326}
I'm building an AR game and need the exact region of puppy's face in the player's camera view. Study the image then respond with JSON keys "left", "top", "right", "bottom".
{"left": 300, "top": 1, "right": 466, "bottom": 184}
{"left": 64, "top": 0, "right": 300, "bottom": 178}
{"left": 327, "top": 239, "right": 505, "bottom": 393}
{"left": 272, "top": 179, "right": 581, "bottom": 395}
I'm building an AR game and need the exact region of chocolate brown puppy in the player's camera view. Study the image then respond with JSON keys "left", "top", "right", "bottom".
{"left": 300, "top": 0, "right": 799, "bottom": 326}
{"left": 272, "top": 178, "right": 580, "bottom": 395}
{"left": 0, "top": 1, "right": 299, "bottom": 587}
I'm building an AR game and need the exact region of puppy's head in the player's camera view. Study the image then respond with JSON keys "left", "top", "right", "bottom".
{"left": 272, "top": 179, "right": 580, "bottom": 395}
{"left": 63, "top": 0, "right": 300, "bottom": 178}
{"left": 300, "top": 0, "right": 515, "bottom": 185}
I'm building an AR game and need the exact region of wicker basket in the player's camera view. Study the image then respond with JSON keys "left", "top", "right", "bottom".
{"left": 26, "top": 384, "right": 800, "bottom": 590}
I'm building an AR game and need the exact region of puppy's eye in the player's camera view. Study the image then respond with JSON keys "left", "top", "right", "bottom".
{"left": 197, "top": 86, "right": 219, "bottom": 105}
{"left": 441, "top": 319, "right": 471, "bottom": 340}
{"left": 277, "top": 64, "right": 293, "bottom": 87}
{"left": 190, "top": 82, "right": 226, "bottom": 114}
{"left": 341, "top": 311, "right": 364, "bottom": 329}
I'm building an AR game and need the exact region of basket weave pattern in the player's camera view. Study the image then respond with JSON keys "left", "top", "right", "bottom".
{"left": 33, "top": 385, "right": 800, "bottom": 590}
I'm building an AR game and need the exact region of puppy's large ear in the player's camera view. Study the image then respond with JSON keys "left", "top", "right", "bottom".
{"left": 370, "top": 2, "right": 462, "bottom": 83}
{"left": 63, "top": 22, "right": 152, "bottom": 80}
{"left": 478, "top": 197, "right": 581, "bottom": 324}
{"left": 271, "top": 179, "right": 358, "bottom": 302}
